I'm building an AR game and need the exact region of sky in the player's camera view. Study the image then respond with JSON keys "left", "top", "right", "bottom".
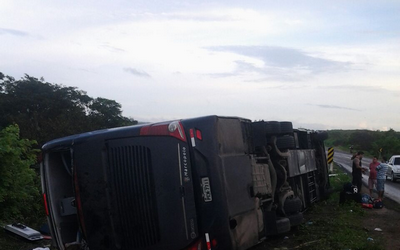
{"left": 1, "top": 0, "right": 400, "bottom": 131}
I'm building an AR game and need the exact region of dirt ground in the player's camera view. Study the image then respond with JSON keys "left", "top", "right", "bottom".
{"left": 361, "top": 188, "right": 400, "bottom": 250}
{"left": 363, "top": 205, "right": 400, "bottom": 250}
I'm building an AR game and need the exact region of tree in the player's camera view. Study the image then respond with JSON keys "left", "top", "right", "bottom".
{"left": 348, "top": 131, "right": 375, "bottom": 152}
{"left": 0, "top": 124, "right": 41, "bottom": 223}
{"left": 371, "top": 129, "right": 400, "bottom": 158}
{"left": 327, "top": 129, "right": 400, "bottom": 157}
{"left": 88, "top": 97, "right": 135, "bottom": 129}
{"left": 0, "top": 72, "right": 137, "bottom": 146}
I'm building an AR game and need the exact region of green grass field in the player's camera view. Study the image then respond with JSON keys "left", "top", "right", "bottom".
{"left": 293, "top": 165, "right": 385, "bottom": 250}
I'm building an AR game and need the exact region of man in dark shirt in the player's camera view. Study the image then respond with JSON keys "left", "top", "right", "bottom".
{"left": 352, "top": 151, "right": 364, "bottom": 193}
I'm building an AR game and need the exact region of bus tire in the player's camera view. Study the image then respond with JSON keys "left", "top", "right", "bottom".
{"left": 284, "top": 197, "right": 302, "bottom": 214}
{"left": 288, "top": 212, "right": 303, "bottom": 227}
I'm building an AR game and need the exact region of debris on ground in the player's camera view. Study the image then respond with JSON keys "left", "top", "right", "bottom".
{"left": 4, "top": 223, "right": 43, "bottom": 241}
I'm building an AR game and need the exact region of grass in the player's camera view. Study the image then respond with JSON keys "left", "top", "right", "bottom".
{"left": 293, "top": 165, "right": 385, "bottom": 250}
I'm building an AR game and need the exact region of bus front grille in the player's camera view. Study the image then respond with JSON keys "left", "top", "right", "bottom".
{"left": 108, "top": 145, "right": 160, "bottom": 249}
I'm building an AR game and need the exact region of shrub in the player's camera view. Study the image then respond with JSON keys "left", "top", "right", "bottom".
{"left": 0, "top": 124, "right": 42, "bottom": 224}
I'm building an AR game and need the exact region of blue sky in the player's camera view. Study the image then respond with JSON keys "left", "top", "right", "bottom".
{"left": 1, "top": 0, "right": 400, "bottom": 130}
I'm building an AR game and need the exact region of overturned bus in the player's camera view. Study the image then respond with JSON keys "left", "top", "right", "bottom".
{"left": 41, "top": 115, "right": 330, "bottom": 250}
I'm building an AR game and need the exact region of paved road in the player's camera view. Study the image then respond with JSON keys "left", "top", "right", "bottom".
{"left": 334, "top": 150, "right": 400, "bottom": 203}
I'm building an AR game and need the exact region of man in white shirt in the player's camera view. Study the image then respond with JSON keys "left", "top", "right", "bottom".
{"left": 376, "top": 156, "right": 389, "bottom": 200}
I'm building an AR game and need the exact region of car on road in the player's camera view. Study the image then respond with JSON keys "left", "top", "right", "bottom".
{"left": 387, "top": 155, "right": 400, "bottom": 182}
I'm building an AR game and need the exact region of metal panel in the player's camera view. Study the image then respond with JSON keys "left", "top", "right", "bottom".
{"left": 108, "top": 145, "right": 160, "bottom": 249}
{"left": 251, "top": 159, "right": 272, "bottom": 196}
{"left": 287, "top": 150, "right": 317, "bottom": 177}
{"left": 221, "top": 155, "right": 254, "bottom": 217}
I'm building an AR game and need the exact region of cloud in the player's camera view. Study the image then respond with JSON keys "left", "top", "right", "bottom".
{"left": 316, "top": 85, "right": 400, "bottom": 98}
{"left": 160, "top": 11, "right": 236, "bottom": 22}
{"left": 235, "top": 60, "right": 305, "bottom": 82}
{"left": 123, "top": 67, "right": 151, "bottom": 78}
{"left": 207, "top": 72, "right": 236, "bottom": 78}
{"left": 101, "top": 44, "right": 126, "bottom": 53}
{"left": 307, "top": 103, "right": 360, "bottom": 111}
{"left": 207, "top": 60, "right": 305, "bottom": 82}
{"left": 207, "top": 46, "right": 352, "bottom": 74}
{"left": 135, "top": 8, "right": 265, "bottom": 23}
{"left": 0, "top": 28, "right": 29, "bottom": 37}
{"left": 206, "top": 60, "right": 255, "bottom": 78}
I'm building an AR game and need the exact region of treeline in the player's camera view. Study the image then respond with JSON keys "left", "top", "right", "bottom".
{"left": 0, "top": 72, "right": 137, "bottom": 146}
{"left": 0, "top": 72, "right": 137, "bottom": 224}
{"left": 325, "top": 129, "right": 400, "bottom": 158}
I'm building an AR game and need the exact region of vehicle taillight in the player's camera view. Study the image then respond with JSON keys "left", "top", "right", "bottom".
{"left": 212, "top": 238, "right": 218, "bottom": 248}
{"left": 140, "top": 121, "right": 187, "bottom": 141}
{"left": 42, "top": 193, "right": 49, "bottom": 216}
{"left": 185, "top": 238, "right": 202, "bottom": 250}
{"left": 185, "top": 236, "right": 216, "bottom": 250}
{"left": 196, "top": 129, "right": 202, "bottom": 140}
{"left": 74, "top": 167, "right": 87, "bottom": 237}
{"left": 37, "top": 152, "right": 43, "bottom": 164}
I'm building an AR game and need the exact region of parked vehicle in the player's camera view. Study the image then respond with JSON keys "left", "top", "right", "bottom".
{"left": 387, "top": 155, "right": 400, "bottom": 182}
{"left": 41, "top": 115, "right": 330, "bottom": 250}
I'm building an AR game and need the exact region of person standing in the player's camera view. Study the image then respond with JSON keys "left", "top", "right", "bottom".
{"left": 352, "top": 151, "right": 364, "bottom": 193}
{"left": 368, "top": 156, "right": 380, "bottom": 197}
{"left": 376, "top": 156, "right": 389, "bottom": 200}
